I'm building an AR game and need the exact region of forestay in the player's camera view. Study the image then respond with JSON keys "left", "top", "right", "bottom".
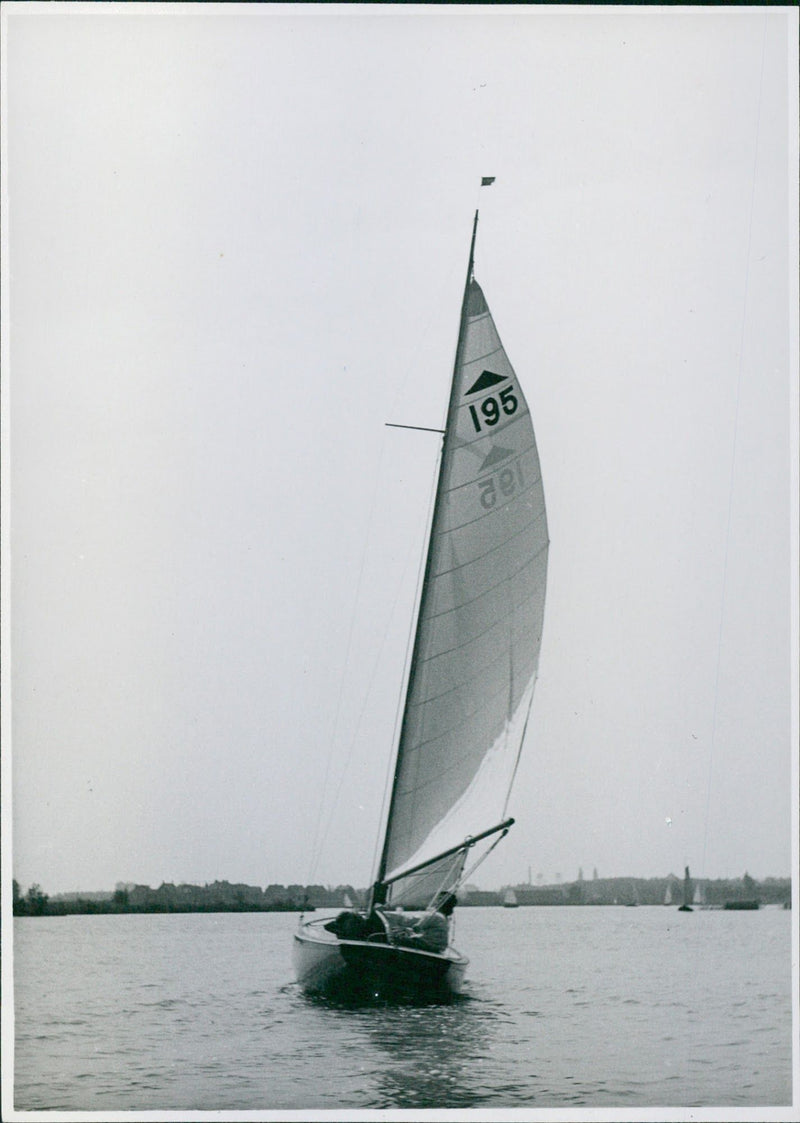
{"left": 377, "top": 247, "right": 549, "bottom": 899}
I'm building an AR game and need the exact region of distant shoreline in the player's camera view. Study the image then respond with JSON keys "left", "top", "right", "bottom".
{"left": 12, "top": 872, "right": 791, "bottom": 917}
{"left": 13, "top": 901, "right": 307, "bottom": 917}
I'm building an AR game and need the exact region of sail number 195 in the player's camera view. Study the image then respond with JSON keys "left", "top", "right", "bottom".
{"left": 468, "top": 386, "right": 518, "bottom": 433}
{"left": 478, "top": 460, "right": 524, "bottom": 509}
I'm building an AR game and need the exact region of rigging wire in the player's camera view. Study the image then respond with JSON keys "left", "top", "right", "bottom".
{"left": 312, "top": 190, "right": 494, "bottom": 893}
{"left": 315, "top": 487, "right": 438, "bottom": 887}
{"left": 700, "top": 14, "right": 767, "bottom": 879}
{"left": 368, "top": 434, "right": 445, "bottom": 889}
{"left": 309, "top": 236, "right": 461, "bottom": 888}
{"left": 305, "top": 435, "right": 388, "bottom": 885}
{"left": 368, "top": 206, "right": 485, "bottom": 888}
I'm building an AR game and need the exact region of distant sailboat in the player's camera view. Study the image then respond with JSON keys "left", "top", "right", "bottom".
{"left": 692, "top": 880, "right": 706, "bottom": 907}
{"left": 293, "top": 201, "right": 549, "bottom": 999}
{"left": 664, "top": 881, "right": 673, "bottom": 906}
{"left": 678, "top": 866, "right": 693, "bottom": 912}
{"left": 503, "top": 888, "right": 519, "bottom": 908}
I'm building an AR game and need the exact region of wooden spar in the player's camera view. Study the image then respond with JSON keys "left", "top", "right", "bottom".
{"left": 385, "top": 423, "right": 446, "bottom": 434}
{"left": 380, "top": 817, "right": 515, "bottom": 888}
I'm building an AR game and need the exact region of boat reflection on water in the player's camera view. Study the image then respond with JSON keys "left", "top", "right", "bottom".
{"left": 302, "top": 986, "right": 506, "bottom": 1109}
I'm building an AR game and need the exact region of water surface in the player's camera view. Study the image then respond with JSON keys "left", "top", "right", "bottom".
{"left": 14, "top": 905, "right": 793, "bottom": 1110}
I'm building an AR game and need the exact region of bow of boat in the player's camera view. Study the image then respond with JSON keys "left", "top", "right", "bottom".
{"left": 293, "top": 915, "right": 468, "bottom": 1000}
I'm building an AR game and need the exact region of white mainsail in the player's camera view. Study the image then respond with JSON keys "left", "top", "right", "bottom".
{"left": 375, "top": 216, "right": 548, "bottom": 902}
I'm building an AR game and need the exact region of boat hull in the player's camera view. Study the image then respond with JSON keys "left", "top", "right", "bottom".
{"left": 293, "top": 917, "right": 468, "bottom": 1001}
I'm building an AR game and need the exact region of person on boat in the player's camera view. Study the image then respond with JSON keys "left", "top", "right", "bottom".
{"left": 437, "top": 893, "right": 458, "bottom": 918}
{"left": 406, "top": 893, "right": 457, "bottom": 953}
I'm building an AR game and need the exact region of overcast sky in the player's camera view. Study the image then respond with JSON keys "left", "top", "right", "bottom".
{"left": 4, "top": 4, "right": 797, "bottom": 896}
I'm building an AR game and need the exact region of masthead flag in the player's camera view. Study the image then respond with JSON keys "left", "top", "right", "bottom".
{"left": 481, "top": 176, "right": 496, "bottom": 186}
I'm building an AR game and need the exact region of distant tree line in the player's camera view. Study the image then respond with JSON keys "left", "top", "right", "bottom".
{"left": 13, "top": 881, "right": 51, "bottom": 916}
{"left": 12, "top": 879, "right": 361, "bottom": 916}
{"left": 12, "top": 873, "right": 790, "bottom": 917}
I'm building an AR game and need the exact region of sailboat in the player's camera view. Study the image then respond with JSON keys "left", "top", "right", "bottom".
{"left": 503, "top": 888, "right": 519, "bottom": 908}
{"left": 293, "top": 203, "right": 549, "bottom": 999}
{"left": 678, "top": 865, "right": 693, "bottom": 912}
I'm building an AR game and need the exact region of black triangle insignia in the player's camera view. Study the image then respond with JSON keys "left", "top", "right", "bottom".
{"left": 480, "top": 445, "right": 513, "bottom": 470}
{"left": 465, "top": 369, "right": 508, "bottom": 396}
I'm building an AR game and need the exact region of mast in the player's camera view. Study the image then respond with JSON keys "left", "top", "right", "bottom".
{"left": 372, "top": 211, "right": 480, "bottom": 904}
